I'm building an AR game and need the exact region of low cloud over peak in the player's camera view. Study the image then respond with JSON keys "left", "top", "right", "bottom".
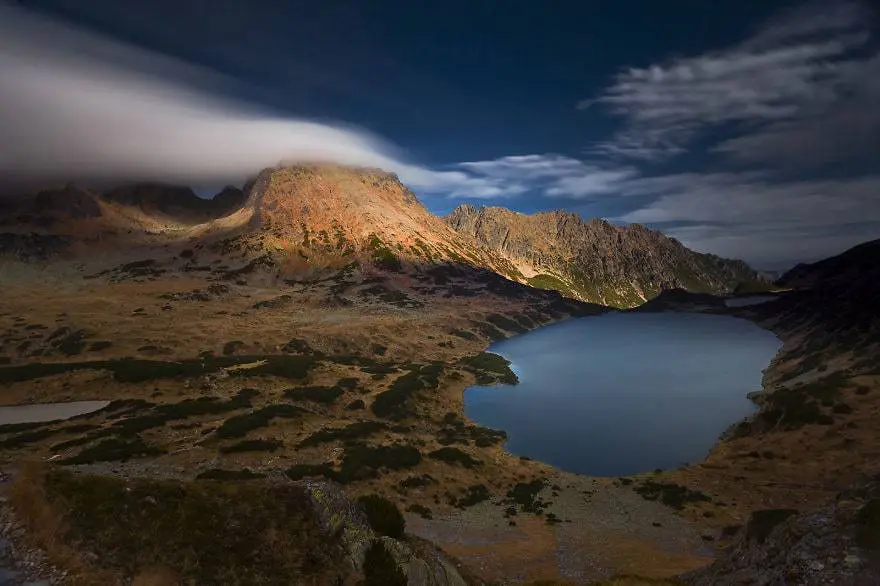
{"left": 0, "top": 3, "right": 498, "bottom": 199}
{"left": 1, "top": 1, "right": 878, "bottom": 270}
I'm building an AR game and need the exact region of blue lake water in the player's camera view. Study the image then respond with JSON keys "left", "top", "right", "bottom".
{"left": 464, "top": 312, "right": 782, "bottom": 477}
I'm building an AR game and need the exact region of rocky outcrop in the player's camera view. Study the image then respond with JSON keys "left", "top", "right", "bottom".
{"left": 0, "top": 185, "right": 101, "bottom": 228}
{"left": 446, "top": 204, "right": 767, "bottom": 307}
{"left": 742, "top": 237, "right": 880, "bottom": 385}
{"left": 629, "top": 288, "right": 728, "bottom": 313}
{"left": 209, "top": 185, "right": 246, "bottom": 216}
{"left": 240, "top": 165, "right": 525, "bottom": 279}
{"left": 777, "top": 239, "right": 880, "bottom": 290}
{"left": 682, "top": 475, "right": 880, "bottom": 585}
{"left": 101, "top": 183, "right": 239, "bottom": 223}
{"left": 300, "top": 479, "right": 469, "bottom": 586}
{"left": 0, "top": 233, "right": 69, "bottom": 261}
{"left": 0, "top": 166, "right": 765, "bottom": 303}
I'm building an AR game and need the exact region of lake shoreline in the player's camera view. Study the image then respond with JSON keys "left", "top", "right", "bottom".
{"left": 461, "top": 310, "right": 782, "bottom": 478}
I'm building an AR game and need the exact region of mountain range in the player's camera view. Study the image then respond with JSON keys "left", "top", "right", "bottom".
{"left": 0, "top": 164, "right": 767, "bottom": 307}
{"left": 0, "top": 164, "right": 878, "bottom": 585}
{"left": 446, "top": 204, "right": 767, "bottom": 306}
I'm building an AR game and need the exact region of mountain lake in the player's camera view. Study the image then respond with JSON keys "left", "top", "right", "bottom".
{"left": 464, "top": 311, "right": 782, "bottom": 476}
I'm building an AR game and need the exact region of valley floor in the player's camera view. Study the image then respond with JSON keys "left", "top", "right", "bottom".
{"left": 0, "top": 256, "right": 877, "bottom": 584}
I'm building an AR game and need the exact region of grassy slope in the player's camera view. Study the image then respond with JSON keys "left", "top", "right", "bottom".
{"left": 10, "top": 464, "right": 349, "bottom": 586}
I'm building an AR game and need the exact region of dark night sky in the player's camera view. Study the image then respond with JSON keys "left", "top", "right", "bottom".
{"left": 2, "top": 0, "right": 879, "bottom": 268}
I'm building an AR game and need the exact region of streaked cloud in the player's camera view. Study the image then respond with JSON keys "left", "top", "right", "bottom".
{"left": 449, "top": 150, "right": 880, "bottom": 266}
{"left": 581, "top": 0, "right": 878, "bottom": 163}
{"left": 0, "top": 2, "right": 493, "bottom": 198}
{"left": 456, "top": 154, "right": 636, "bottom": 199}
{"left": 617, "top": 171, "right": 880, "bottom": 267}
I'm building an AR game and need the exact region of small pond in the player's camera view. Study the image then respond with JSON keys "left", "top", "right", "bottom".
{"left": 0, "top": 401, "right": 109, "bottom": 425}
{"left": 464, "top": 312, "right": 781, "bottom": 476}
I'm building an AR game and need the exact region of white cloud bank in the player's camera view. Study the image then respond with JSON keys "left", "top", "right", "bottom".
{"left": 0, "top": 2, "right": 501, "bottom": 198}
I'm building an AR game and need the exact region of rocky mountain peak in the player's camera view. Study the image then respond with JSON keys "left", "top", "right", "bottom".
{"left": 0, "top": 185, "right": 102, "bottom": 228}
{"left": 239, "top": 165, "right": 513, "bottom": 274}
{"left": 446, "top": 204, "right": 768, "bottom": 307}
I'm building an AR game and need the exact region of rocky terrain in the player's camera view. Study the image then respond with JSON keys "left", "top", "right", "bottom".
{"left": 446, "top": 204, "right": 767, "bottom": 307}
{"left": 682, "top": 473, "right": 880, "bottom": 585}
{"left": 0, "top": 164, "right": 876, "bottom": 584}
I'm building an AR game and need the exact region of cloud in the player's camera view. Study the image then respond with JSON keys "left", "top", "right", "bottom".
{"left": 455, "top": 154, "right": 637, "bottom": 199}
{"left": 582, "top": 0, "right": 878, "bottom": 163}
{"left": 712, "top": 53, "right": 880, "bottom": 169}
{"left": 459, "top": 154, "right": 588, "bottom": 179}
{"left": 449, "top": 150, "right": 880, "bottom": 267}
{"left": 614, "top": 172, "right": 880, "bottom": 267}
{"left": 0, "top": 2, "right": 492, "bottom": 198}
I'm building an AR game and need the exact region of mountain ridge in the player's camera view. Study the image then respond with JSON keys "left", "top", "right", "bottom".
{"left": 446, "top": 203, "right": 768, "bottom": 307}
{"left": 0, "top": 164, "right": 878, "bottom": 584}
{"left": 0, "top": 165, "right": 766, "bottom": 308}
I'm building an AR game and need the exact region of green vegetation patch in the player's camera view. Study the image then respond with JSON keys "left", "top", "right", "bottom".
{"left": 361, "top": 540, "right": 407, "bottom": 586}
{"left": 449, "top": 329, "right": 478, "bottom": 341}
{"left": 359, "top": 285, "right": 423, "bottom": 308}
{"left": 461, "top": 352, "right": 518, "bottom": 385}
{"left": 754, "top": 375, "right": 848, "bottom": 430}
{"left": 0, "top": 355, "right": 317, "bottom": 384}
{"left": 345, "top": 399, "right": 365, "bottom": 411}
{"left": 219, "top": 439, "right": 283, "bottom": 454}
{"left": 357, "top": 494, "right": 405, "bottom": 538}
{"left": 0, "top": 420, "right": 59, "bottom": 435}
{"left": 399, "top": 475, "right": 435, "bottom": 489}
{"left": 337, "top": 443, "right": 422, "bottom": 482}
{"left": 284, "top": 463, "right": 336, "bottom": 481}
{"left": 195, "top": 469, "right": 266, "bottom": 481}
{"left": 406, "top": 504, "right": 433, "bottom": 519}
{"left": 0, "top": 421, "right": 100, "bottom": 449}
{"left": 469, "top": 321, "right": 507, "bottom": 342}
{"left": 283, "top": 385, "right": 344, "bottom": 404}
{"left": 745, "top": 508, "right": 798, "bottom": 543}
{"left": 223, "top": 340, "right": 246, "bottom": 355}
{"left": 337, "top": 377, "right": 359, "bottom": 390}
{"left": 451, "top": 484, "right": 491, "bottom": 508}
{"left": 59, "top": 436, "right": 166, "bottom": 465}
{"left": 39, "top": 470, "right": 344, "bottom": 585}
{"left": 437, "top": 413, "right": 506, "bottom": 447}
{"left": 367, "top": 234, "right": 402, "bottom": 272}
{"left": 527, "top": 273, "right": 577, "bottom": 298}
{"left": 298, "top": 421, "right": 386, "bottom": 448}
{"left": 485, "top": 314, "right": 528, "bottom": 334}
{"left": 427, "top": 447, "right": 481, "bottom": 468}
{"left": 110, "top": 388, "right": 260, "bottom": 436}
{"left": 856, "top": 499, "right": 880, "bottom": 550}
{"left": 215, "top": 404, "right": 309, "bottom": 439}
{"left": 634, "top": 480, "right": 711, "bottom": 510}
{"left": 0, "top": 427, "right": 70, "bottom": 450}
{"left": 48, "top": 327, "right": 89, "bottom": 356}
{"left": 371, "top": 363, "right": 443, "bottom": 420}
{"left": 285, "top": 443, "right": 421, "bottom": 484}
{"left": 505, "top": 479, "right": 549, "bottom": 514}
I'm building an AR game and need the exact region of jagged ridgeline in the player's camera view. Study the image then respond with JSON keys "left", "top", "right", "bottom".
{"left": 446, "top": 204, "right": 769, "bottom": 307}
{"left": 239, "top": 165, "right": 526, "bottom": 278}
{"left": 0, "top": 164, "right": 766, "bottom": 308}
